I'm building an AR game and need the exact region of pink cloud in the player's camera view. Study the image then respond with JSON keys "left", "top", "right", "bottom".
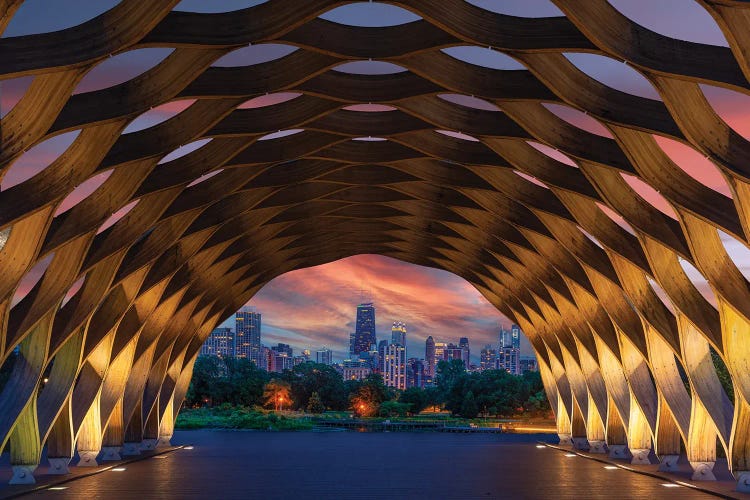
{"left": 220, "top": 255, "right": 516, "bottom": 362}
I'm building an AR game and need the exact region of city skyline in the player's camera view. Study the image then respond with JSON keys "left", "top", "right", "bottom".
{"left": 216, "top": 254, "right": 533, "bottom": 363}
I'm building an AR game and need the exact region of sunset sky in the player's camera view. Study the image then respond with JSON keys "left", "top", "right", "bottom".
{"left": 3, "top": 1, "right": 750, "bottom": 363}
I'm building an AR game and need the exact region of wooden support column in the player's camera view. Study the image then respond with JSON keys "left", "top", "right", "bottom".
{"left": 620, "top": 333, "right": 657, "bottom": 464}
{"left": 679, "top": 315, "right": 732, "bottom": 480}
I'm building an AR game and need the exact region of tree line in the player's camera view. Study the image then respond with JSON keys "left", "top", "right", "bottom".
{"left": 187, "top": 356, "right": 551, "bottom": 418}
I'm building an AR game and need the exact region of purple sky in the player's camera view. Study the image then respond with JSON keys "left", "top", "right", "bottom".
{"left": 2, "top": 1, "right": 748, "bottom": 363}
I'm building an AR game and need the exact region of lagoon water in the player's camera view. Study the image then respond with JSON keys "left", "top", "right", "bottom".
{"left": 8, "top": 431, "right": 714, "bottom": 499}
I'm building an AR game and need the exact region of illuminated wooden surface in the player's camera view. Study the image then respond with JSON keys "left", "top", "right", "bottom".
{"left": 2, "top": 0, "right": 750, "bottom": 489}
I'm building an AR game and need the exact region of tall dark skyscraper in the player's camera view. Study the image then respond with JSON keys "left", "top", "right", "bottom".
{"left": 510, "top": 324, "right": 521, "bottom": 350}
{"left": 425, "top": 335, "right": 436, "bottom": 382}
{"left": 352, "top": 303, "right": 376, "bottom": 356}
{"left": 459, "top": 337, "right": 470, "bottom": 369}
{"left": 236, "top": 308, "right": 262, "bottom": 367}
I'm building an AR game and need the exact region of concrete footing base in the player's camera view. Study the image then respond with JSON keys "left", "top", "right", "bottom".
{"left": 140, "top": 439, "right": 158, "bottom": 451}
{"left": 736, "top": 471, "right": 750, "bottom": 493}
{"left": 156, "top": 437, "right": 172, "bottom": 448}
{"left": 121, "top": 442, "right": 141, "bottom": 456}
{"left": 101, "top": 446, "right": 122, "bottom": 461}
{"left": 690, "top": 461, "right": 717, "bottom": 481}
{"left": 630, "top": 448, "right": 651, "bottom": 465}
{"left": 588, "top": 440, "right": 607, "bottom": 454}
{"left": 9, "top": 465, "right": 37, "bottom": 485}
{"left": 557, "top": 433, "right": 572, "bottom": 446}
{"left": 77, "top": 450, "right": 99, "bottom": 467}
{"left": 572, "top": 437, "right": 590, "bottom": 451}
{"left": 658, "top": 455, "right": 680, "bottom": 472}
{"left": 47, "top": 457, "right": 71, "bottom": 475}
{"left": 608, "top": 445, "right": 628, "bottom": 459}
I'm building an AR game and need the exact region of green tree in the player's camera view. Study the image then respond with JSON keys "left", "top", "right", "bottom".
{"left": 186, "top": 355, "right": 225, "bottom": 406}
{"left": 350, "top": 374, "right": 388, "bottom": 417}
{"left": 379, "top": 400, "right": 411, "bottom": 417}
{"left": 263, "top": 379, "right": 292, "bottom": 411}
{"left": 306, "top": 391, "right": 326, "bottom": 413}
{"left": 711, "top": 348, "right": 734, "bottom": 404}
{"left": 435, "top": 359, "right": 466, "bottom": 393}
{"left": 399, "top": 387, "right": 428, "bottom": 414}
{"left": 459, "top": 390, "right": 480, "bottom": 418}
{"left": 285, "top": 363, "right": 348, "bottom": 410}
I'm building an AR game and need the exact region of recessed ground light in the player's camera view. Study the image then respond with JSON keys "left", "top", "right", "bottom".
{"left": 48, "top": 486, "right": 68, "bottom": 490}
{"left": 111, "top": 467, "right": 126, "bottom": 472}
{"left": 564, "top": 453, "right": 576, "bottom": 457}
{"left": 661, "top": 483, "right": 680, "bottom": 488}
{"left": 184, "top": 446, "right": 194, "bottom": 450}
{"left": 152, "top": 455, "right": 168, "bottom": 459}
{"left": 603, "top": 466, "right": 618, "bottom": 470}
{"left": 535, "top": 445, "right": 546, "bottom": 448}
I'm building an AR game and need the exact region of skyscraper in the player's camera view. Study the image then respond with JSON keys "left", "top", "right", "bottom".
{"left": 510, "top": 324, "right": 521, "bottom": 350}
{"left": 480, "top": 345, "right": 498, "bottom": 371}
{"left": 391, "top": 321, "right": 406, "bottom": 346}
{"left": 425, "top": 336, "right": 436, "bottom": 382}
{"left": 444, "top": 344, "right": 463, "bottom": 362}
{"left": 407, "top": 358, "right": 425, "bottom": 388}
{"left": 498, "top": 324, "right": 522, "bottom": 374}
{"left": 383, "top": 343, "right": 407, "bottom": 390}
{"left": 235, "top": 308, "right": 262, "bottom": 366}
{"left": 377, "top": 339, "right": 388, "bottom": 373}
{"left": 434, "top": 342, "right": 447, "bottom": 362}
{"left": 499, "top": 346, "right": 520, "bottom": 375}
{"left": 520, "top": 355, "right": 538, "bottom": 373}
{"left": 316, "top": 348, "right": 332, "bottom": 365}
{"left": 459, "top": 337, "right": 470, "bottom": 369}
{"left": 200, "top": 327, "right": 234, "bottom": 357}
{"left": 352, "top": 303, "right": 376, "bottom": 356}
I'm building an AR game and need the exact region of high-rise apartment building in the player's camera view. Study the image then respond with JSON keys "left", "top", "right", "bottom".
{"left": 200, "top": 327, "right": 234, "bottom": 357}
{"left": 520, "top": 355, "right": 538, "bottom": 373}
{"left": 425, "top": 336, "right": 436, "bottom": 383}
{"left": 498, "top": 324, "right": 522, "bottom": 375}
{"left": 272, "top": 343, "right": 293, "bottom": 357}
{"left": 383, "top": 343, "right": 407, "bottom": 390}
{"left": 316, "top": 348, "right": 333, "bottom": 365}
{"left": 444, "top": 343, "right": 463, "bottom": 362}
{"left": 499, "top": 346, "right": 520, "bottom": 375}
{"left": 341, "top": 365, "right": 371, "bottom": 381}
{"left": 235, "top": 309, "right": 262, "bottom": 367}
{"left": 352, "top": 303, "right": 377, "bottom": 356}
{"left": 407, "top": 358, "right": 425, "bottom": 388}
{"left": 377, "top": 339, "right": 388, "bottom": 373}
{"left": 268, "top": 343, "right": 294, "bottom": 372}
{"left": 480, "top": 345, "right": 498, "bottom": 371}
{"left": 391, "top": 321, "right": 406, "bottom": 346}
